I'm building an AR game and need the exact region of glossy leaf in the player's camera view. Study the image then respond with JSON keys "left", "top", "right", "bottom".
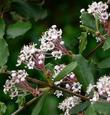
{"left": 7, "top": 21, "right": 32, "bottom": 38}
{"left": 39, "top": 95, "right": 59, "bottom": 115}
{"left": 79, "top": 32, "right": 87, "bottom": 53}
{"left": 0, "top": 38, "right": 9, "bottom": 67}
{"left": 73, "top": 55, "right": 94, "bottom": 90}
{"left": 31, "top": 92, "right": 48, "bottom": 115}
{"left": 70, "top": 101, "right": 90, "bottom": 115}
{"left": 13, "top": 0, "right": 47, "bottom": 21}
{"left": 98, "top": 57, "right": 110, "bottom": 68}
{"left": 102, "top": 37, "right": 110, "bottom": 51}
{"left": 85, "top": 105, "right": 97, "bottom": 115}
{"left": 0, "top": 19, "right": 5, "bottom": 38}
{"left": 54, "top": 62, "right": 77, "bottom": 81}
{"left": 94, "top": 102, "right": 110, "bottom": 115}
{"left": 80, "top": 12, "right": 96, "bottom": 30}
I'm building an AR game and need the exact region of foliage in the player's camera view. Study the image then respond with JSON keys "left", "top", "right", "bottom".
{"left": 1, "top": 0, "right": 110, "bottom": 115}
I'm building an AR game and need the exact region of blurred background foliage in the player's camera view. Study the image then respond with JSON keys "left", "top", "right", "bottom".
{"left": 0, "top": 0, "right": 108, "bottom": 115}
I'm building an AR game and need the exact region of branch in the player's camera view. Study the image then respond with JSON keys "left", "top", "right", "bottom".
{"left": 53, "top": 85, "right": 90, "bottom": 100}
{"left": 26, "top": 77, "right": 49, "bottom": 86}
{"left": 11, "top": 93, "right": 43, "bottom": 115}
{"left": 27, "top": 77, "right": 89, "bottom": 100}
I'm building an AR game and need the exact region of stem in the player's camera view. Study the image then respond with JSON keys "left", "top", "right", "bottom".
{"left": 86, "top": 34, "right": 105, "bottom": 59}
{"left": 53, "top": 85, "right": 90, "bottom": 100}
{"left": 11, "top": 93, "right": 43, "bottom": 115}
{"left": 26, "top": 77, "right": 49, "bottom": 86}
{"left": 12, "top": 77, "right": 90, "bottom": 115}
{"left": 27, "top": 77, "right": 89, "bottom": 100}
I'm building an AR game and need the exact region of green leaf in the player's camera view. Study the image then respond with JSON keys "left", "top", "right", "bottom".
{"left": 54, "top": 62, "right": 77, "bottom": 81}
{"left": 94, "top": 102, "right": 110, "bottom": 115}
{"left": 7, "top": 21, "right": 32, "bottom": 38}
{"left": 0, "top": 101, "right": 7, "bottom": 114}
{"left": 102, "top": 37, "right": 110, "bottom": 51}
{"left": 39, "top": 95, "right": 59, "bottom": 115}
{"left": 31, "top": 92, "right": 48, "bottom": 115}
{"left": 73, "top": 55, "right": 94, "bottom": 90}
{"left": 0, "top": 19, "right": 5, "bottom": 38}
{"left": 98, "top": 57, "right": 110, "bottom": 68}
{"left": 13, "top": 0, "right": 47, "bottom": 21}
{"left": 70, "top": 101, "right": 90, "bottom": 115}
{"left": 0, "top": 38, "right": 9, "bottom": 67}
{"left": 16, "top": 95, "right": 26, "bottom": 108}
{"left": 80, "top": 12, "right": 96, "bottom": 30}
{"left": 79, "top": 32, "right": 87, "bottom": 53}
{"left": 85, "top": 105, "right": 97, "bottom": 115}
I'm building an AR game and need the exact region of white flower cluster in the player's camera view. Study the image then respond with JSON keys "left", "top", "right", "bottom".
{"left": 87, "top": 1, "right": 109, "bottom": 22}
{"left": 17, "top": 25, "right": 68, "bottom": 69}
{"left": 3, "top": 70, "right": 28, "bottom": 99}
{"left": 40, "top": 25, "right": 67, "bottom": 60}
{"left": 54, "top": 90, "right": 63, "bottom": 98}
{"left": 58, "top": 96, "right": 81, "bottom": 115}
{"left": 16, "top": 43, "right": 45, "bottom": 69}
{"left": 87, "top": 75, "right": 110, "bottom": 102}
{"left": 53, "top": 64, "right": 82, "bottom": 98}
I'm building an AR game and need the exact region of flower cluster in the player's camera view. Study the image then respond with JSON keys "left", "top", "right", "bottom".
{"left": 87, "top": 1, "right": 109, "bottom": 22}
{"left": 16, "top": 44, "right": 45, "bottom": 70}
{"left": 87, "top": 75, "right": 110, "bottom": 102}
{"left": 53, "top": 64, "right": 82, "bottom": 98}
{"left": 40, "top": 25, "right": 68, "bottom": 59}
{"left": 3, "top": 70, "right": 28, "bottom": 99}
{"left": 58, "top": 96, "right": 81, "bottom": 115}
{"left": 16, "top": 25, "right": 69, "bottom": 70}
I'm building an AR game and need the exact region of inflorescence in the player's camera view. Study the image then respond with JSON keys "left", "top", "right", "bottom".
{"left": 87, "top": 75, "right": 110, "bottom": 103}
{"left": 81, "top": 1, "right": 109, "bottom": 23}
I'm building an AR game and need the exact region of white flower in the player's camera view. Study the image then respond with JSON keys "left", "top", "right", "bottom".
{"left": 80, "top": 8, "right": 85, "bottom": 13}
{"left": 72, "top": 82, "right": 82, "bottom": 92}
{"left": 87, "top": 1, "right": 109, "bottom": 22}
{"left": 58, "top": 96, "right": 81, "bottom": 115}
{"left": 90, "top": 91, "right": 99, "bottom": 103}
{"left": 54, "top": 90, "right": 63, "bottom": 98}
{"left": 51, "top": 50, "right": 63, "bottom": 60}
{"left": 17, "top": 43, "right": 45, "bottom": 69}
{"left": 3, "top": 70, "right": 28, "bottom": 99}
{"left": 40, "top": 25, "right": 67, "bottom": 59}
{"left": 86, "top": 84, "right": 95, "bottom": 94}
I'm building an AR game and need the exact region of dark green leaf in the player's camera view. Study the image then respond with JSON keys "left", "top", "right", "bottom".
{"left": 13, "top": 0, "right": 47, "bottom": 21}
{"left": 0, "top": 38, "right": 9, "bottom": 67}
{"left": 39, "top": 95, "right": 59, "bottom": 115}
{"left": 102, "top": 37, "right": 110, "bottom": 51}
{"left": 0, "top": 101, "right": 7, "bottom": 114}
{"left": 85, "top": 105, "right": 97, "bottom": 115}
{"left": 98, "top": 57, "right": 110, "bottom": 68}
{"left": 54, "top": 62, "right": 77, "bottom": 81}
{"left": 70, "top": 101, "right": 90, "bottom": 115}
{"left": 31, "top": 92, "right": 48, "bottom": 115}
{"left": 80, "top": 12, "right": 96, "bottom": 30}
{"left": 0, "top": 19, "right": 5, "bottom": 38}
{"left": 7, "top": 21, "right": 32, "bottom": 38}
{"left": 16, "top": 95, "right": 26, "bottom": 108}
{"left": 79, "top": 32, "right": 87, "bottom": 53}
{"left": 94, "top": 102, "right": 110, "bottom": 115}
{"left": 73, "top": 55, "right": 94, "bottom": 90}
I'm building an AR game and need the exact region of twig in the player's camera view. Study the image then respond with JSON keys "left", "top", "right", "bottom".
{"left": 11, "top": 93, "right": 43, "bottom": 115}
{"left": 26, "top": 77, "right": 49, "bottom": 86}
{"left": 27, "top": 77, "right": 90, "bottom": 100}
{"left": 53, "top": 85, "right": 90, "bottom": 100}
{"left": 86, "top": 34, "right": 105, "bottom": 59}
